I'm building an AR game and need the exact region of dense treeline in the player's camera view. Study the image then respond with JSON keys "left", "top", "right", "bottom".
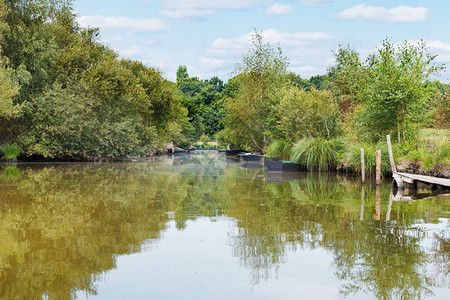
{"left": 222, "top": 31, "right": 449, "bottom": 175}
{"left": 1, "top": 1, "right": 449, "bottom": 171}
{"left": 0, "top": 0, "right": 191, "bottom": 159}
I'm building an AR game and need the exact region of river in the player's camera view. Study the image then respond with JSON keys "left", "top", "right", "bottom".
{"left": 0, "top": 151, "right": 448, "bottom": 299}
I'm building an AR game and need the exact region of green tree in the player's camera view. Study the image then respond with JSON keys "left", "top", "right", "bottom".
{"left": 276, "top": 87, "right": 341, "bottom": 142}
{"left": 359, "top": 39, "right": 443, "bottom": 142}
{"left": 222, "top": 30, "right": 289, "bottom": 151}
{"left": 328, "top": 44, "right": 364, "bottom": 116}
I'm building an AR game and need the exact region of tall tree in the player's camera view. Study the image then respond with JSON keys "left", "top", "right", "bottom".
{"left": 359, "top": 39, "right": 443, "bottom": 142}
{"left": 222, "top": 30, "right": 289, "bottom": 151}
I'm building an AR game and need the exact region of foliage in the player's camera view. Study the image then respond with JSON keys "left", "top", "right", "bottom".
{"left": 430, "top": 85, "right": 450, "bottom": 129}
{"left": 267, "top": 140, "right": 291, "bottom": 160}
{"left": 276, "top": 87, "right": 341, "bottom": 142}
{"left": 286, "top": 73, "right": 330, "bottom": 91}
{"left": 341, "top": 142, "right": 392, "bottom": 175}
{"left": 176, "top": 65, "right": 226, "bottom": 141}
{"left": 358, "top": 39, "right": 443, "bottom": 142}
{"left": 0, "top": 60, "right": 20, "bottom": 118}
{"left": 290, "top": 138, "right": 344, "bottom": 171}
{"left": 222, "top": 30, "right": 289, "bottom": 152}
{"left": 328, "top": 44, "right": 364, "bottom": 115}
{"left": 1, "top": 143, "right": 21, "bottom": 161}
{"left": 329, "top": 40, "right": 443, "bottom": 143}
{"left": 401, "top": 129, "right": 450, "bottom": 173}
{"left": 0, "top": 0, "right": 191, "bottom": 159}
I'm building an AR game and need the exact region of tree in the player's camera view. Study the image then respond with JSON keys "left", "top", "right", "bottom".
{"left": 328, "top": 44, "right": 364, "bottom": 115}
{"left": 222, "top": 30, "right": 289, "bottom": 151}
{"left": 276, "top": 87, "right": 341, "bottom": 142}
{"left": 359, "top": 39, "right": 443, "bottom": 142}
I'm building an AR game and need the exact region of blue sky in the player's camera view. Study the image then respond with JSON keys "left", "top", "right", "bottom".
{"left": 74, "top": 0, "right": 450, "bottom": 82}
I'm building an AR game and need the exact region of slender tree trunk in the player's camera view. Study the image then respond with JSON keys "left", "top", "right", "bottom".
{"left": 402, "top": 109, "right": 406, "bottom": 142}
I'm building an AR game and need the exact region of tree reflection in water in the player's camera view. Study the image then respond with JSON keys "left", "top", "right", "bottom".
{"left": 224, "top": 169, "right": 449, "bottom": 298}
{"left": 0, "top": 152, "right": 448, "bottom": 299}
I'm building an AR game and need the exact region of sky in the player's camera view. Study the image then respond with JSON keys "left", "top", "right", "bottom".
{"left": 74, "top": 0, "right": 450, "bottom": 82}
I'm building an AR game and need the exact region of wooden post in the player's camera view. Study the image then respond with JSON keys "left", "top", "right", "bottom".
{"left": 360, "top": 186, "right": 365, "bottom": 221}
{"left": 375, "top": 185, "right": 381, "bottom": 221}
{"left": 361, "top": 148, "right": 365, "bottom": 184}
{"left": 386, "top": 135, "right": 397, "bottom": 174}
{"left": 376, "top": 149, "right": 381, "bottom": 185}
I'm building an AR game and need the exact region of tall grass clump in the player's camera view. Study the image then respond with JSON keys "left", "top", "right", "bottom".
{"left": 267, "top": 140, "right": 292, "bottom": 160}
{"left": 343, "top": 142, "right": 391, "bottom": 175}
{"left": 290, "top": 138, "right": 344, "bottom": 171}
{"left": 1, "top": 143, "right": 21, "bottom": 162}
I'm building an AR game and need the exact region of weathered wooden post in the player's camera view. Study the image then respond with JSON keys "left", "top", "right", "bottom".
{"left": 361, "top": 148, "right": 365, "bottom": 184}
{"left": 386, "top": 135, "right": 397, "bottom": 173}
{"left": 387, "top": 135, "right": 404, "bottom": 189}
{"left": 376, "top": 149, "right": 381, "bottom": 185}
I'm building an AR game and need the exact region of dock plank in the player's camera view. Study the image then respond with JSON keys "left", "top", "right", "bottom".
{"left": 396, "top": 172, "right": 450, "bottom": 187}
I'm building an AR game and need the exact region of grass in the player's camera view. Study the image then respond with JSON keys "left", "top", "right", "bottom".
{"left": 342, "top": 142, "right": 392, "bottom": 176}
{"left": 1, "top": 143, "right": 21, "bottom": 161}
{"left": 400, "top": 128, "right": 450, "bottom": 172}
{"left": 267, "top": 140, "right": 292, "bottom": 160}
{"left": 290, "top": 138, "right": 344, "bottom": 171}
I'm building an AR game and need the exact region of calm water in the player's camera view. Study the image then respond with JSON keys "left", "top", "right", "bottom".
{"left": 0, "top": 151, "right": 448, "bottom": 299}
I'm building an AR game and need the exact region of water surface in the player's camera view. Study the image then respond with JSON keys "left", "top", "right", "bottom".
{"left": 0, "top": 151, "right": 448, "bottom": 299}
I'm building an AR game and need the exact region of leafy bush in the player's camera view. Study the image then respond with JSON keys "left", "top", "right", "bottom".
{"left": 267, "top": 140, "right": 291, "bottom": 160}
{"left": 290, "top": 138, "right": 344, "bottom": 171}
{"left": 1, "top": 143, "right": 21, "bottom": 161}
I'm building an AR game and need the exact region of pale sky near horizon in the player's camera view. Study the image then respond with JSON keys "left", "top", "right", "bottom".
{"left": 74, "top": 0, "right": 450, "bottom": 82}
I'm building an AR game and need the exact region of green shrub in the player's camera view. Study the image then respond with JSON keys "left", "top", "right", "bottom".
{"left": 1, "top": 143, "right": 21, "bottom": 161}
{"left": 291, "top": 138, "right": 344, "bottom": 171}
{"left": 267, "top": 140, "right": 291, "bottom": 160}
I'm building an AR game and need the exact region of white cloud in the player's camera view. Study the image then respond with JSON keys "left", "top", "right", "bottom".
{"left": 155, "top": 0, "right": 266, "bottom": 19}
{"left": 299, "top": 0, "right": 336, "bottom": 7}
{"left": 77, "top": 15, "right": 169, "bottom": 32}
{"left": 121, "top": 46, "right": 146, "bottom": 58}
{"left": 159, "top": 9, "right": 215, "bottom": 19}
{"left": 199, "top": 57, "right": 228, "bottom": 70}
{"left": 160, "top": 0, "right": 264, "bottom": 10}
{"left": 337, "top": 4, "right": 429, "bottom": 23}
{"left": 266, "top": 3, "right": 293, "bottom": 16}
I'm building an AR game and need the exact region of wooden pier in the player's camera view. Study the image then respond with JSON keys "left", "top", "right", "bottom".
{"left": 393, "top": 172, "right": 450, "bottom": 189}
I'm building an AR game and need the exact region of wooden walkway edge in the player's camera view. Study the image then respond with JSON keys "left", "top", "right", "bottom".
{"left": 393, "top": 172, "right": 450, "bottom": 189}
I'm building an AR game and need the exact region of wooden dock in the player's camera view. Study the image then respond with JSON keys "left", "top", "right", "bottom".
{"left": 393, "top": 172, "right": 450, "bottom": 189}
